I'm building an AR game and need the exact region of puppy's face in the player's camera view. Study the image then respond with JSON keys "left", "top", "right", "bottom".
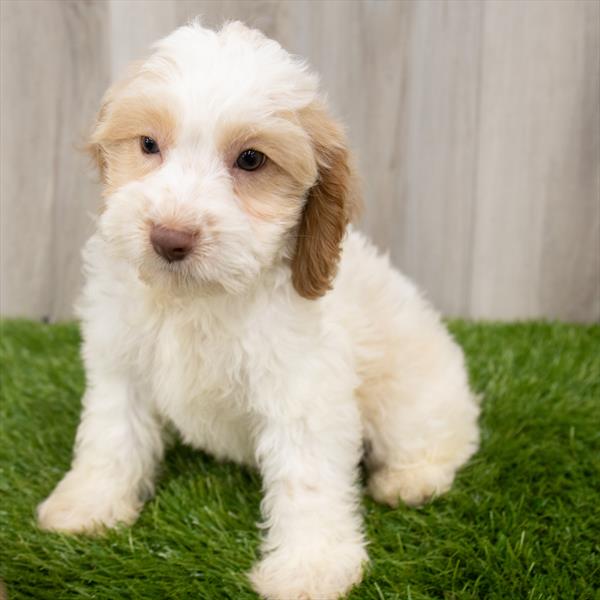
{"left": 90, "top": 22, "right": 358, "bottom": 298}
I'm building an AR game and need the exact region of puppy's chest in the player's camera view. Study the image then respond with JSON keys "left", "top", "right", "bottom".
{"left": 141, "top": 315, "right": 256, "bottom": 464}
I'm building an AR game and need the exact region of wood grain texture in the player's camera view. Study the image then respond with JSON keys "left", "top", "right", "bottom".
{"left": 1, "top": 0, "right": 598, "bottom": 321}
{"left": 470, "top": 0, "right": 600, "bottom": 320}
{"left": 1, "top": 0, "right": 109, "bottom": 321}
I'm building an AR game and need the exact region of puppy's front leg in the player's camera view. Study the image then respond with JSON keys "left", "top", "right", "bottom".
{"left": 38, "top": 373, "right": 163, "bottom": 534}
{"left": 250, "top": 379, "right": 367, "bottom": 600}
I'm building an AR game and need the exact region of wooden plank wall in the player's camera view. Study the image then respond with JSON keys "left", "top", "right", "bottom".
{"left": 1, "top": 0, "right": 598, "bottom": 322}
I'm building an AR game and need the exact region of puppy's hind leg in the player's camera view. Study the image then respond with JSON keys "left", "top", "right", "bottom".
{"left": 359, "top": 324, "right": 479, "bottom": 508}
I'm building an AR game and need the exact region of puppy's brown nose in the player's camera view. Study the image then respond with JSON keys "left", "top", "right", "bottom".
{"left": 150, "top": 225, "right": 196, "bottom": 262}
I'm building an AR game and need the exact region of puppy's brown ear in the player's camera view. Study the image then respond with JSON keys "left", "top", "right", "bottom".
{"left": 292, "top": 103, "right": 361, "bottom": 299}
{"left": 86, "top": 104, "right": 108, "bottom": 182}
{"left": 85, "top": 60, "right": 145, "bottom": 186}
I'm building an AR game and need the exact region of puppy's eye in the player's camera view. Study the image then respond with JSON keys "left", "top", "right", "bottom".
{"left": 236, "top": 149, "right": 266, "bottom": 171}
{"left": 141, "top": 136, "right": 160, "bottom": 155}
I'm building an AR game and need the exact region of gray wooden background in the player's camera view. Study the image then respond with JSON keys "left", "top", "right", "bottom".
{"left": 1, "top": 0, "right": 599, "bottom": 322}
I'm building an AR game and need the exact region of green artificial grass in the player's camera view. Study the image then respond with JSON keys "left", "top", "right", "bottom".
{"left": 1, "top": 319, "right": 599, "bottom": 599}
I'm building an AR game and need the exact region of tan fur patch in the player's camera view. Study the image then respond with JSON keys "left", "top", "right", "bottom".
{"left": 88, "top": 65, "right": 178, "bottom": 196}
{"left": 291, "top": 102, "right": 362, "bottom": 299}
{"left": 235, "top": 166, "right": 305, "bottom": 224}
{"left": 219, "top": 118, "right": 318, "bottom": 224}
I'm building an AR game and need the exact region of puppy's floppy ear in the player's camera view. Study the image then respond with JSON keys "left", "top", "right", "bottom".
{"left": 85, "top": 60, "right": 146, "bottom": 186}
{"left": 292, "top": 102, "right": 361, "bottom": 299}
{"left": 86, "top": 76, "right": 128, "bottom": 186}
{"left": 86, "top": 103, "right": 109, "bottom": 182}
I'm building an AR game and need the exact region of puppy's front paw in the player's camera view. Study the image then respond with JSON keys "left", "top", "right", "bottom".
{"left": 37, "top": 470, "right": 141, "bottom": 534}
{"left": 250, "top": 542, "right": 367, "bottom": 600}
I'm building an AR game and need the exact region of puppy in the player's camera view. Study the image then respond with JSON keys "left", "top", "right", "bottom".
{"left": 38, "top": 21, "right": 479, "bottom": 600}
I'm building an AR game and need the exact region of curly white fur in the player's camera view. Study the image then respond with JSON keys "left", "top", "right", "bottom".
{"left": 38, "top": 20, "right": 479, "bottom": 600}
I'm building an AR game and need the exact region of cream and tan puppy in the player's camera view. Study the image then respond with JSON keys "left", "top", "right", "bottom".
{"left": 38, "top": 21, "right": 479, "bottom": 600}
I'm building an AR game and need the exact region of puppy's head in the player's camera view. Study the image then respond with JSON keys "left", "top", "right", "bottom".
{"left": 89, "top": 21, "right": 359, "bottom": 298}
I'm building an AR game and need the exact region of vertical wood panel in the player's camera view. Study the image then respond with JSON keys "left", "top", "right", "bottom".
{"left": 1, "top": 1, "right": 55, "bottom": 318}
{"left": 374, "top": 0, "right": 483, "bottom": 317}
{"left": 0, "top": 0, "right": 109, "bottom": 321}
{"left": 49, "top": 1, "right": 111, "bottom": 321}
{"left": 471, "top": 0, "right": 600, "bottom": 321}
{"left": 108, "top": 0, "right": 179, "bottom": 78}
{"left": 538, "top": 1, "right": 600, "bottom": 323}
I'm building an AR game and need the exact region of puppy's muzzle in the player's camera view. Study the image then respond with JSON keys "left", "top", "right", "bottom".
{"left": 150, "top": 225, "right": 196, "bottom": 263}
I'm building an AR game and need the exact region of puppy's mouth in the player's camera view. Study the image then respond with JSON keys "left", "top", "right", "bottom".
{"left": 138, "top": 253, "right": 223, "bottom": 295}
{"left": 137, "top": 223, "right": 201, "bottom": 284}
{"left": 138, "top": 233, "right": 230, "bottom": 296}
{"left": 142, "top": 243, "right": 205, "bottom": 278}
{"left": 135, "top": 222, "right": 258, "bottom": 297}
